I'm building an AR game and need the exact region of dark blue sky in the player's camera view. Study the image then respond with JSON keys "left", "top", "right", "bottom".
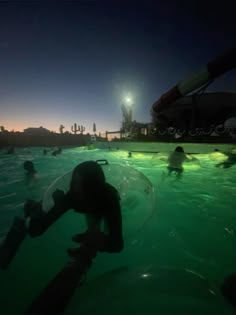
{"left": 0, "top": 0, "right": 235, "bottom": 133}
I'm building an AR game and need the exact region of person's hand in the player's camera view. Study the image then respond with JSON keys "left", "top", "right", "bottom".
{"left": 72, "top": 231, "right": 107, "bottom": 250}
{"left": 52, "top": 189, "right": 65, "bottom": 205}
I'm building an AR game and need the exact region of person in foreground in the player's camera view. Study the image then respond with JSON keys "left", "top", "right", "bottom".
{"left": 24, "top": 160, "right": 124, "bottom": 254}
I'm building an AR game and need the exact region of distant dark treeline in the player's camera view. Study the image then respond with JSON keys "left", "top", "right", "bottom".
{"left": 0, "top": 132, "right": 106, "bottom": 147}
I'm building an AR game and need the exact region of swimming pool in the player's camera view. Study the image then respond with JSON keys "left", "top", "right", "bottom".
{"left": 0, "top": 145, "right": 236, "bottom": 314}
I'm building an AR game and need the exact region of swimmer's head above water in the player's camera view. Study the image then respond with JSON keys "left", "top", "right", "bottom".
{"left": 23, "top": 161, "right": 36, "bottom": 175}
{"left": 174, "top": 146, "right": 184, "bottom": 153}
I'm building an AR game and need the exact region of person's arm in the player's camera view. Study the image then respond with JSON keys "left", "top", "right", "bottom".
{"left": 85, "top": 213, "right": 101, "bottom": 232}
{"left": 101, "top": 185, "right": 124, "bottom": 253}
{"left": 26, "top": 190, "right": 70, "bottom": 237}
{"left": 167, "top": 153, "right": 171, "bottom": 163}
{"left": 71, "top": 185, "right": 124, "bottom": 253}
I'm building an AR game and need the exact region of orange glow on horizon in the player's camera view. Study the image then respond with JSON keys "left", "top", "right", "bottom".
{"left": 0, "top": 120, "right": 113, "bottom": 136}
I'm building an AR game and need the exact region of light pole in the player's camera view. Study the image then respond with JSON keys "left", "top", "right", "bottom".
{"left": 121, "top": 95, "right": 133, "bottom": 138}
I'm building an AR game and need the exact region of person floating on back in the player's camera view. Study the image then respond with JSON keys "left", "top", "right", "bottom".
{"left": 24, "top": 160, "right": 124, "bottom": 254}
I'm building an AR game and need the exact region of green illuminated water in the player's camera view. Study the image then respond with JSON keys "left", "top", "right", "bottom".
{"left": 0, "top": 146, "right": 236, "bottom": 314}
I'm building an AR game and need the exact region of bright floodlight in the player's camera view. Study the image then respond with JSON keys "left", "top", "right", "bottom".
{"left": 125, "top": 97, "right": 132, "bottom": 104}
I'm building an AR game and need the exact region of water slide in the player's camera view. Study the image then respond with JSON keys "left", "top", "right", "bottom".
{"left": 151, "top": 48, "right": 236, "bottom": 129}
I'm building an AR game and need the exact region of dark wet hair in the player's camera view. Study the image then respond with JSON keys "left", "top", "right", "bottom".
{"left": 175, "top": 146, "right": 184, "bottom": 153}
{"left": 24, "top": 161, "right": 35, "bottom": 173}
{"left": 69, "top": 161, "right": 106, "bottom": 196}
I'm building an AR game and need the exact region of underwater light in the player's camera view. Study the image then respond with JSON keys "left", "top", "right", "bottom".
{"left": 140, "top": 273, "right": 151, "bottom": 278}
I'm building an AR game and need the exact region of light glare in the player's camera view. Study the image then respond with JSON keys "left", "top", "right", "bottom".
{"left": 125, "top": 97, "right": 132, "bottom": 104}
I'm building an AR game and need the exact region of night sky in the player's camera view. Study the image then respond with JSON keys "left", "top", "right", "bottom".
{"left": 0, "top": 1, "right": 235, "bottom": 134}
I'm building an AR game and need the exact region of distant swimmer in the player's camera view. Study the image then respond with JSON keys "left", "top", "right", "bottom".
{"left": 167, "top": 146, "right": 194, "bottom": 179}
{"left": 87, "top": 143, "right": 95, "bottom": 150}
{"left": 24, "top": 161, "right": 37, "bottom": 176}
{"left": 23, "top": 161, "right": 37, "bottom": 185}
{"left": 215, "top": 150, "right": 236, "bottom": 168}
{"left": 52, "top": 148, "right": 62, "bottom": 156}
